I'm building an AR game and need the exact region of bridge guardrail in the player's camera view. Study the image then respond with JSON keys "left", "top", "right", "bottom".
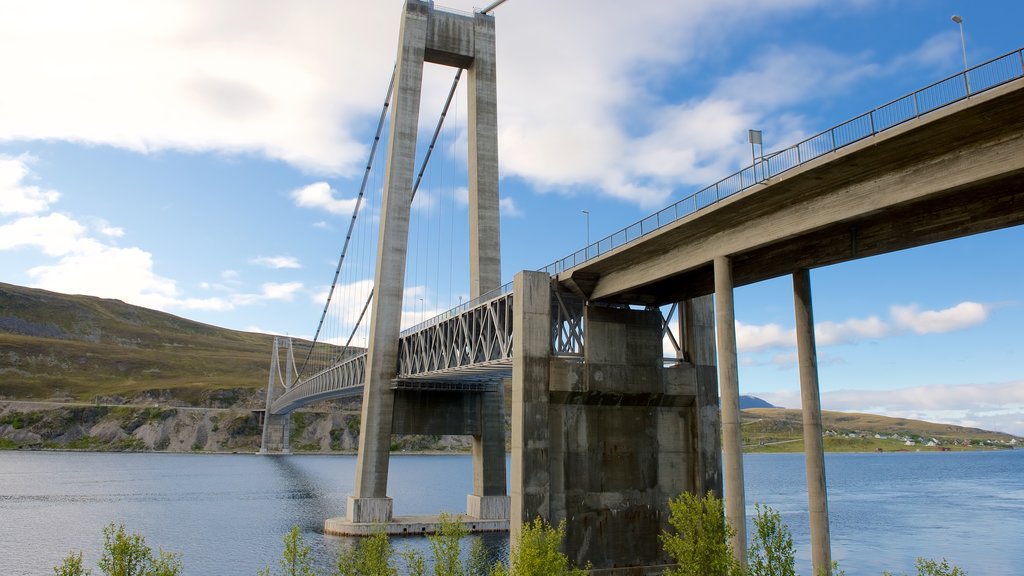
{"left": 539, "top": 47, "right": 1024, "bottom": 277}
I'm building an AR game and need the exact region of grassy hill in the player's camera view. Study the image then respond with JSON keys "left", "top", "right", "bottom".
{"left": 742, "top": 408, "right": 1018, "bottom": 452}
{"left": 0, "top": 282, "right": 301, "bottom": 405}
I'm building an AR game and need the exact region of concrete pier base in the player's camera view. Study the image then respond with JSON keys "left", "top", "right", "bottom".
{"left": 346, "top": 496, "right": 393, "bottom": 524}
{"left": 467, "top": 494, "right": 510, "bottom": 520}
{"left": 325, "top": 514, "right": 507, "bottom": 537}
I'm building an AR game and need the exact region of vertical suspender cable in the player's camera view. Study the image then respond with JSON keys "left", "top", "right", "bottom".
{"left": 334, "top": 68, "right": 465, "bottom": 359}
{"left": 298, "top": 67, "right": 396, "bottom": 379}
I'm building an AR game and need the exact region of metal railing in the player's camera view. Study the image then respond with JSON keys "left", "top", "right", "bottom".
{"left": 539, "top": 47, "right": 1024, "bottom": 277}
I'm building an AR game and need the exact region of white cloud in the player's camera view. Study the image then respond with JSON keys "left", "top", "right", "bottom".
{"left": 736, "top": 321, "right": 795, "bottom": 352}
{"left": 291, "top": 182, "right": 358, "bottom": 216}
{"left": 252, "top": 255, "right": 302, "bottom": 269}
{"left": 0, "top": 1, "right": 390, "bottom": 175}
{"left": 0, "top": 213, "right": 88, "bottom": 256}
{"left": 890, "top": 302, "right": 988, "bottom": 335}
{"left": 737, "top": 301, "right": 992, "bottom": 356}
{"left": 0, "top": 155, "right": 60, "bottom": 215}
{"left": 26, "top": 243, "right": 180, "bottom": 309}
{"left": 0, "top": 0, "right": 889, "bottom": 209}
{"left": 99, "top": 225, "right": 125, "bottom": 238}
{"left": 499, "top": 197, "right": 522, "bottom": 217}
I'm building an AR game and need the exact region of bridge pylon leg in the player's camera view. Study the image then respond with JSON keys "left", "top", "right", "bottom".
{"left": 467, "top": 383, "right": 510, "bottom": 520}
{"left": 259, "top": 337, "right": 294, "bottom": 455}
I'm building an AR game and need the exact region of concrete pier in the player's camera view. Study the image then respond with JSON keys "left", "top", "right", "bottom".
{"left": 793, "top": 269, "right": 832, "bottom": 573}
{"left": 714, "top": 255, "right": 747, "bottom": 567}
{"left": 511, "top": 270, "right": 722, "bottom": 573}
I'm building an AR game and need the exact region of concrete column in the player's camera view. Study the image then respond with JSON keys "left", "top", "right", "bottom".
{"left": 468, "top": 384, "right": 510, "bottom": 520}
{"left": 349, "top": 0, "right": 428, "bottom": 523}
{"left": 510, "top": 271, "right": 552, "bottom": 539}
{"left": 688, "top": 295, "right": 723, "bottom": 498}
{"left": 714, "top": 255, "right": 747, "bottom": 566}
{"left": 467, "top": 11, "right": 501, "bottom": 299}
{"left": 793, "top": 269, "right": 832, "bottom": 573}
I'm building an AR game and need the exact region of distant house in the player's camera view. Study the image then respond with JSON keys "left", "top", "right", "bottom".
{"left": 905, "top": 439, "right": 916, "bottom": 446}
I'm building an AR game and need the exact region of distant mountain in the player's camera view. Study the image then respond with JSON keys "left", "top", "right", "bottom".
{"left": 740, "top": 395, "right": 775, "bottom": 409}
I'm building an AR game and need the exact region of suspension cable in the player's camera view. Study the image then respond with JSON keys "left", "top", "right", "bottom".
{"left": 298, "top": 67, "right": 396, "bottom": 379}
{"left": 334, "top": 68, "right": 466, "bottom": 362}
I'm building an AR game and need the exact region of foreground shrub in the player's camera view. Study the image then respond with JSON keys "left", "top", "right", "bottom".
{"left": 259, "top": 526, "right": 317, "bottom": 576}
{"left": 660, "top": 491, "right": 741, "bottom": 576}
{"left": 55, "top": 523, "right": 181, "bottom": 576}
{"left": 884, "top": 557, "right": 967, "bottom": 576}
{"left": 493, "top": 518, "right": 587, "bottom": 576}
{"left": 335, "top": 529, "right": 396, "bottom": 576}
{"left": 748, "top": 503, "right": 796, "bottom": 576}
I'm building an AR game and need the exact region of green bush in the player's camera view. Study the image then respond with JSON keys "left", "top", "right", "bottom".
{"left": 494, "top": 518, "right": 587, "bottom": 576}
{"left": 884, "top": 557, "right": 967, "bottom": 576}
{"left": 334, "top": 530, "right": 396, "bottom": 576}
{"left": 54, "top": 551, "right": 90, "bottom": 576}
{"left": 748, "top": 503, "right": 795, "bottom": 576}
{"left": 53, "top": 523, "right": 182, "bottom": 576}
{"left": 660, "top": 491, "right": 741, "bottom": 576}
{"left": 260, "top": 526, "right": 317, "bottom": 576}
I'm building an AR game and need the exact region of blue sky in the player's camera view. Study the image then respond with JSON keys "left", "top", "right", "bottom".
{"left": 1, "top": 0, "right": 1022, "bottom": 435}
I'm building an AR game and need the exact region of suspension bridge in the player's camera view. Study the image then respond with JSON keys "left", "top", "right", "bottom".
{"left": 257, "top": 1, "right": 1024, "bottom": 572}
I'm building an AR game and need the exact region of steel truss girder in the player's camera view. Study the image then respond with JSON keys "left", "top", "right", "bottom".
{"left": 271, "top": 352, "right": 366, "bottom": 413}
{"left": 397, "top": 292, "right": 514, "bottom": 379}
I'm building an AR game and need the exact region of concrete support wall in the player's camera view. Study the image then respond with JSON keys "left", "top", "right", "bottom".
{"left": 793, "top": 269, "right": 832, "bottom": 573}
{"left": 714, "top": 255, "right": 747, "bottom": 566}
{"left": 511, "top": 271, "right": 721, "bottom": 572}
{"left": 511, "top": 271, "right": 553, "bottom": 535}
{"left": 687, "top": 295, "right": 722, "bottom": 498}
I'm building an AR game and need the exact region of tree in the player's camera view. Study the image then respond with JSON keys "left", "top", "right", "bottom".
{"left": 748, "top": 503, "right": 796, "bottom": 576}
{"left": 334, "top": 529, "right": 396, "bottom": 576}
{"left": 279, "top": 526, "right": 318, "bottom": 576}
{"left": 54, "top": 551, "right": 91, "bottom": 576}
{"left": 493, "top": 518, "right": 588, "bottom": 576}
{"left": 659, "top": 491, "right": 741, "bottom": 576}
{"left": 97, "top": 523, "right": 182, "bottom": 576}
{"left": 429, "top": 513, "right": 468, "bottom": 576}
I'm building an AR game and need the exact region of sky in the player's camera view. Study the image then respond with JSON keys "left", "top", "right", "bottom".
{"left": 1, "top": 0, "right": 1022, "bottom": 436}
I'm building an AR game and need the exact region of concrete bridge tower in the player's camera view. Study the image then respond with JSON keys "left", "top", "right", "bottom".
{"left": 347, "top": 0, "right": 507, "bottom": 525}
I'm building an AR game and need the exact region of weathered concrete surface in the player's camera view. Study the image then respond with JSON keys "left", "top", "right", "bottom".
{"left": 325, "top": 514, "right": 507, "bottom": 537}
{"left": 511, "top": 272, "right": 722, "bottom": 572}
{"left": 563, "top": 77, "right": 1024, "bottom": 304}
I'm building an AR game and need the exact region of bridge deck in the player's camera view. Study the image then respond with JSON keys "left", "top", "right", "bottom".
{"left": 561, "top": 77, "right": 1024, "bottom": 305}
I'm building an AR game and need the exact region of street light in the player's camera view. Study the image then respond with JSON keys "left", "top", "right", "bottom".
{"left": 952, "top": 15, "right": 968, "bottom": 70}
{"left": 581, "top": 210, "right": 590, "bottom": 249}
{"left": 951, "top": 15, "right": 969, "bottom": 94}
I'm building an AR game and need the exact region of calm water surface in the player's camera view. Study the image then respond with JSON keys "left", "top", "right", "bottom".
{"left": 0, "top": 450, "right": 1021, "bottom": 575}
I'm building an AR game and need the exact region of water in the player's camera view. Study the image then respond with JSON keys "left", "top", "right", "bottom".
{"left": 0, "top": 450, "right": 1021, "bottom": 575}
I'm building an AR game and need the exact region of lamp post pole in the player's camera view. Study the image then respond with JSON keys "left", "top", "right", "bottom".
{"left": 581, "top": 210, "right": 590, "bottom": 251}
{"left": 952, "top": 15, "right": 969, "bottom": 93}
